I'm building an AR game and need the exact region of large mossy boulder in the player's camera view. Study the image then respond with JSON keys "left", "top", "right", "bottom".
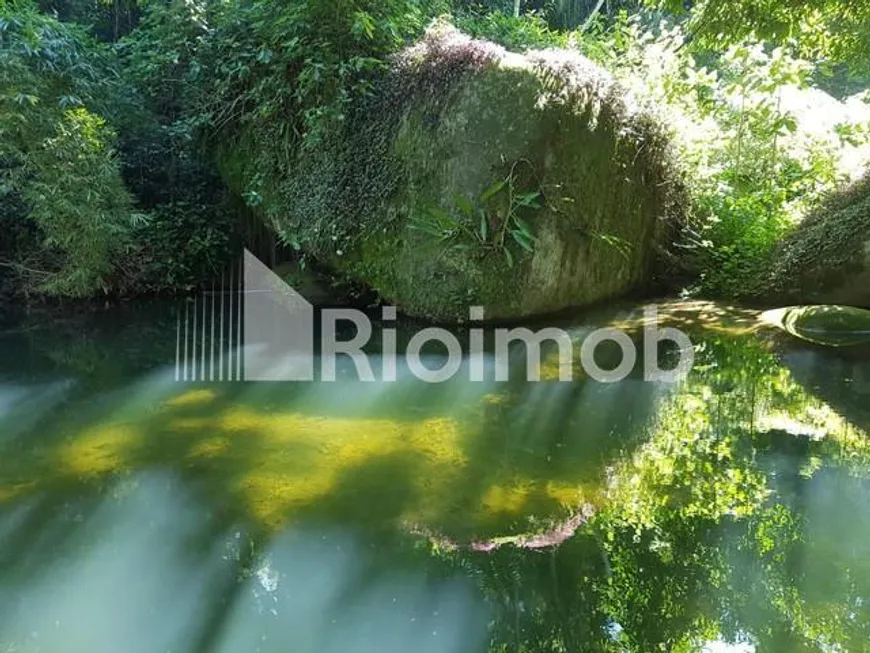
{"left": 224, "top": 26, "right": 686, "bottom": 321}
{"left": 762, "top": 174, "right": 870, "bottom": 307}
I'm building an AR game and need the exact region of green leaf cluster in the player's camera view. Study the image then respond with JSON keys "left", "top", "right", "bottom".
{"left": 0, "top": 2, "right": 136, "bottom": 296}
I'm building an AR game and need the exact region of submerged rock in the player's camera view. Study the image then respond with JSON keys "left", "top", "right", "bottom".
{"left": 761, "top": 305, "right": 870, "bottom": 346}
{"left": 406, "top": 503, "right": 595, "bottom": 552}
{"left": 230, "top": 26, "right": 687, "bottom": 322}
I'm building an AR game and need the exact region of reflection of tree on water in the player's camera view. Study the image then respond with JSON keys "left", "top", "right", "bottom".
{"left": 430, "top": 332, "right": 870, "bottom": 652}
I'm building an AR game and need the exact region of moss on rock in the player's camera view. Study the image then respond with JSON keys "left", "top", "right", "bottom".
{"left": 221, "top": 25, "right": 687, "bottom": 321}
{"left": 760, "top": 174, "right": 870, "bottom": 307}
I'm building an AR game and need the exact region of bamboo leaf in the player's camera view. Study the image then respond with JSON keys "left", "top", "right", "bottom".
{"left": 513, "top": 217, "right": 536, "bottom": 240}
{"left": 512, "top": 229, "right": 535, "bottom": 252}
{"left": 454, "top": 194, "right": 474, "bottom": 219}
{"left": 516, "top": 192, "right": 542, "bottom": 207}
{"left": 480, "top": 179, "right": 507, "bottom": 203}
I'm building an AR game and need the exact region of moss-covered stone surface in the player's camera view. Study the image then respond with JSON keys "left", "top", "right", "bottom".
{"left": 761, "top": 175, "right": 870, "bottom": 307}
{"left": 220, "top": 26, "right": 687, "bottom": 321}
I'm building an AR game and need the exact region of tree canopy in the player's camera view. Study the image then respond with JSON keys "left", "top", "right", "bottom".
{"left": 650, "top": 0, "right": 870, "bottom": 71}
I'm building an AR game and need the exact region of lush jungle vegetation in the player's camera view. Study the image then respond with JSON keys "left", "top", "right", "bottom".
{"left": 3, "top": 4, "right": 870, "bottom": 650}
{"left": 0, "top": 0, "right": 868, "bottom": 305}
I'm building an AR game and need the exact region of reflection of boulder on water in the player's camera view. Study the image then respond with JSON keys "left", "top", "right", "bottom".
{"left": 777, "top": 345, "right": 870, "bottom": 433}
{"left": 761, "top": 305, "right": 870, "bottom": 347}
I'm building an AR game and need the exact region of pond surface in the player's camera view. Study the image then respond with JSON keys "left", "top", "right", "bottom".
{"left": 1, "top": 300, "right": 870, "bottom": 652}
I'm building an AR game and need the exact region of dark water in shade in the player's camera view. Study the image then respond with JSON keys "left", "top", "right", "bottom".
{"left": 2, "top": 300, "right": 870, "bottom": 653}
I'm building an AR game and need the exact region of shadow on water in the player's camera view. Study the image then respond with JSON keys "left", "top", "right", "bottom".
{"left": 775, "top": 343, "right": 870, "bottom": 434}
{"left": 1, "top": 301, "right": 870, "bottom": 651}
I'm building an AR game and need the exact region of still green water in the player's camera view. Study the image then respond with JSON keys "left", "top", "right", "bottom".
{"left": 1, "top": 300, "right": 870, "bottom": 652}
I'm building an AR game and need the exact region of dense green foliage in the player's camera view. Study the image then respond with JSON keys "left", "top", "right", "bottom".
{"left": 3, "top": 1, "right": 870, "bottom": 649}
{"left": 124, "top": 0, "right": 450, "bottom": 149}
{"left": 647, "top": 0, "right": 870, "bottom": 72}
{"left": 0, "top": 0, "right": 868, "bottom": 303}
{"left": 0, "top": 3, "right": 135, "bottom": 296}
{"left": 0, "top": 0, "right": 235, "bottom": 299}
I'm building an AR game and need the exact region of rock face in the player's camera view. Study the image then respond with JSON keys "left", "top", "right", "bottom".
{"left": 231, "top": 27, "right": 686, "bottom": 322}
{"left": 763, "top": 175, "right": 870, "bottom": 307}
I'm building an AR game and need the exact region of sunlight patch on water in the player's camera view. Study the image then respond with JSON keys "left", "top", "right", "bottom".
{"left": 0, "top": 472, "right": 490, "bottom": 653}
{"left": 480, "top": 481, "right": 533, "bottom": 515}
{"left": 0, "top": 380, "right": 74, "bottom": 442}
{"left": 0, "top": 473, "right": 226, "bottom": 653}
{"left": 0, "top": 481, "right": 37, "bottom": 503}
{"left": 545, "top": 480, "right": 590, "bottom": 507}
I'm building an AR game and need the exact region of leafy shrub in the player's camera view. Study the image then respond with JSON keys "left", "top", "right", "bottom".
{"left": 575, "top": 16, "right": 856, "bottom": 298}
{"left": 645, "top": 0, "right": 870, "bottom": 73}
{"left": 0, "top": 1, "right": 236, "bottom": 298}
{"left": 410, "top": 162, "right": 543, "bottom": 269}
{"left": 113, "top": 112, "right": 237, "bottom": 292}
{"left": 120, "top": 200, "right": 236, "bottom": 292}
{"left": 0, "top": 2, "right": 138, "bottom": 296}
{"left": 124, "top": 0, "right": 451, "bottom": 150}
{"left": 19, "top": 108, "right": 141, "bottom": 296}
{"left": 454, "top": 9, "right": 567, "bottom": 51}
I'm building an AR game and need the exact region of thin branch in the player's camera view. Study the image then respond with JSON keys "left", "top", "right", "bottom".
{"left": 0, "top": 259, "right": 53, "bottom": 279}
{"left": 580, "top": 0, "right": 606, "bottom": 34}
